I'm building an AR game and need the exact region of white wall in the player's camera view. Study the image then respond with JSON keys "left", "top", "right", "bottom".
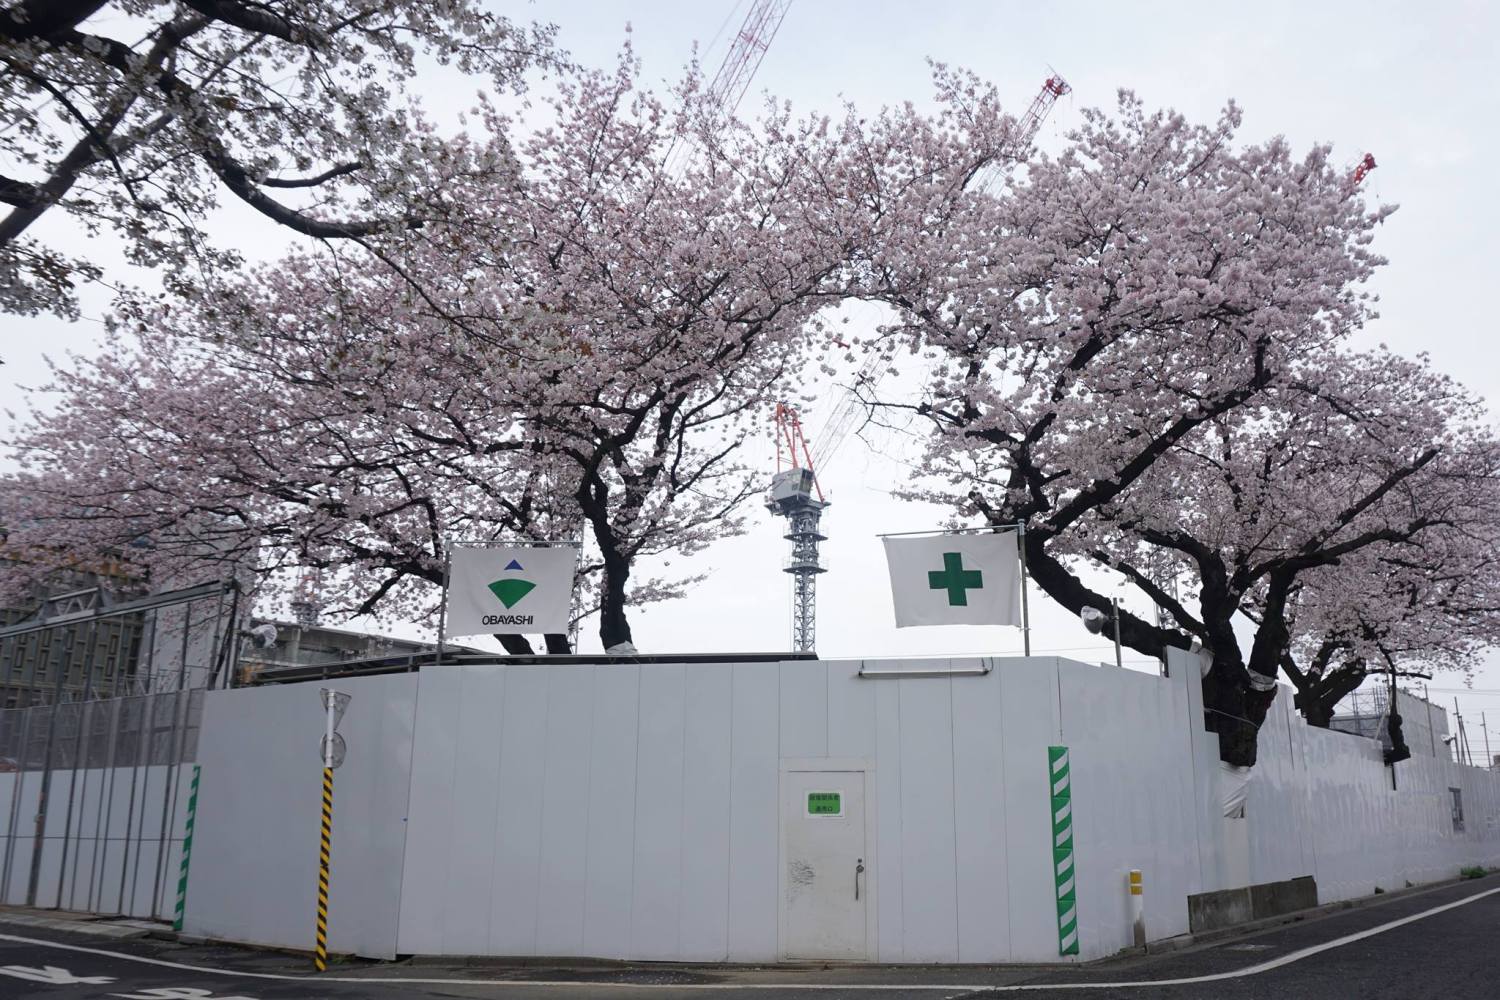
{"left": 183, "top": 673, "right": 418, "bottom": 959}
{"left": 391, "top": 655, "right": 1219, "bottom": 963}
{"left": 1245, "top": 689, "right": 1500, "bottom": 900}
{"left": 54, "top": 651, "right": 1495, "bottom": 964}
{"left": 0, "top": 764, "right": 195, "bottom": 918}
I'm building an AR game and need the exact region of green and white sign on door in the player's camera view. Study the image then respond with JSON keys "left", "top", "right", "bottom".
{"left": 807, "top": 791, "right": 843, "bottom": 816}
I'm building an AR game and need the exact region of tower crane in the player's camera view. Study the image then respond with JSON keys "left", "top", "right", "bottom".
{"left": 705, "top": 0, "right": 794, "bottom": 118}
{"left": 766, "top": 73, "right": 1072, "bottom": 654}
{"left": 971, "top": 73, "right": 1072, "bottom": 193}
{"left": 766, "top": 402, "right": 827, "bottom": 652}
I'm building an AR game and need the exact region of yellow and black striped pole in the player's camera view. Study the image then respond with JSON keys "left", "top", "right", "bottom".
{"left": 315, "top": 764, "right": 333, "bottom": 972}
{"left": 314, "top": 687, "right": 348, "bottom": 972}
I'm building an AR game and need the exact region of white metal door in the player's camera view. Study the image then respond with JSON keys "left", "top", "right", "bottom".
{"left": 781, "top": 769, "right": 867, "bottom": 960}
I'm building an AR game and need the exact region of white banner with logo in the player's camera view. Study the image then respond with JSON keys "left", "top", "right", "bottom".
{"left": 882, "top": 530, "right": 1021, "bottom": 628}
{"left": 445, "top": 545, "right": 577, "bottom": 636}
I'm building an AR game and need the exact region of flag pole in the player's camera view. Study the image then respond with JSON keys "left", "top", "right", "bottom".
{"left": 1017, "top": 523, "right": 1032, "bottom": 657}
{"left": 878, "top": 521, "right": 1026, "bottom": 538}
{"left": 435, "top": 544, "right": 452, "bottom": 666}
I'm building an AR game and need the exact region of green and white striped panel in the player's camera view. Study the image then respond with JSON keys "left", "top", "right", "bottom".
{"left": 1049, "top": 745, "right": 1078, "bottom": 956}
{"left": 173, "top": 764, "right": 202, "bottom": 933}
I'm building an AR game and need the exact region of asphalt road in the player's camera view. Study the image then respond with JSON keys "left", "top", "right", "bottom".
{"left": 0, "top": 878, "right": 1496, "bottom": 999}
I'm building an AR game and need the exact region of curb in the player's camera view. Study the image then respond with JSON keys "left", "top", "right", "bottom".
{"left": 0, "top": 911, "right": 164, "bottom": 941}
{"left": 1130, "top": 874, "right": 1491, "bottom": 958}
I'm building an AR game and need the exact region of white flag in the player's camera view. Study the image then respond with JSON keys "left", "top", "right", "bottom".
{"left": 882, "top": 531, "right": 1021, "bottom": 628}
{"left": 445, "top": 545, "right": 577, "bottom": 636}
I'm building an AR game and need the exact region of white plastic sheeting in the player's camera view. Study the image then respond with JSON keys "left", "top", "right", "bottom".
{"left": 1221, "top": 762, "right": 1252, "bottom": 818}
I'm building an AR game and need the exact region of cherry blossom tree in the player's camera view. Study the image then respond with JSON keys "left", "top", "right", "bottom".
{"left": 0, "top": 0, "right": 558, "bottom": 324}
{"left": 1, "top": 55, "right": 851, "bottom": 653}
{"left": 1274, "top": 462, "right": 1500, "bottom": 731}
{"left": 1083, "top": 351, "right": 1500, "bottom": 762}
{"left": 839, "top": 91, "right": 1483, "bottom": 766}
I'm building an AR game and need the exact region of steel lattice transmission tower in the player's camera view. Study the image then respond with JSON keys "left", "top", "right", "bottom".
{"left": 767, "top": 403, "right": 827, "bottom": 652}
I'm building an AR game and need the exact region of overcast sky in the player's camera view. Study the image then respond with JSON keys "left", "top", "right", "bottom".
{"left": 5, "top": 1, "right": 1499, "bottom": 762}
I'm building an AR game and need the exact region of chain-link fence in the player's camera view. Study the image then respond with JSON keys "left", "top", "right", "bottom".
{"left": 0, "top": 690, "right": 204, "bottom": 773}
{"left": 0, "top": 581, "right": 233, "bottom": 915}
{"left": 0, "top": 689, "right": 205, "bottom": 916}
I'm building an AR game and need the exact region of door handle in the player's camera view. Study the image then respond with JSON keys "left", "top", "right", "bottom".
{"left": 855, "top": 859, "right": 865, "bottom": 900}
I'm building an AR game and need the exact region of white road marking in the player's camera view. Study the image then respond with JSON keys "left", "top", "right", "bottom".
{"left": 110, "top": 990, "right": 258, "bottom": 1000}
{"left": 0, "top": 962, "right": 116, "bottom": 984}
{"left": 0, "top": 885, "right": 1495, "bottom": 993}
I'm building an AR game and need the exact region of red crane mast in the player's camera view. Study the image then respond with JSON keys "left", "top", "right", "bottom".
{"left": 704, "top": 0, "right": 794, "bottom": 119}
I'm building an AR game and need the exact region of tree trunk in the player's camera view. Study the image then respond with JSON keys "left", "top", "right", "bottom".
{"left": 598, "top": 550, "right": 633, "bottom": 650}
{"left": 495, "top": 633, "right": 534, "bottom": 655}
{"left": 1297, "top": 691, "right": 1336, "bottom": 728}
{"left": 1201, "top": 654, "right": 1279, "bottom": 767}
{"left": 1384, "top": 704, "right": 1412, "bottom": 765}
{"left": 1289, "top": 663, "right": 1366, "bottom": 729}
{"left": 490, "top": 633, "right": 569, "bottom": 655}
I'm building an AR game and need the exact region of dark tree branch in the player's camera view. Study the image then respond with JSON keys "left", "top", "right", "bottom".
{"left": 179, "top": 0, "right": 323, "bottom": 47}
{"left": 261, "top": 161, "right": 364, "bottom": 188}
{"left": 0, "top": 175, "right": 42, "bottom": 208}
{"left": 0, "top": 0, "right": 109, "bottom": 41}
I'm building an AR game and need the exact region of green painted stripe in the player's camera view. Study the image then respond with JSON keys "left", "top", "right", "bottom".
{"left": 172, "top": 765, "right": 201, "bottom": 933}
{"left": 1048, "top": 746, "right": 1078, "bottom": 956}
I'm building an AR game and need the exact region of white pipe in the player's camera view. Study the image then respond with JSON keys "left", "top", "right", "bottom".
{"left": 324, "top": 692, "right": 336, "bottom": 769}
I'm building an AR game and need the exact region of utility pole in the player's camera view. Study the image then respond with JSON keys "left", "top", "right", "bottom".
{"left": 1452, "top": 698, "right": 1473, "bottom": 766}
{"left": 1423, "top": 684, "right": 1437, "bottom": 756}
{"left": 1482, "top": 712, "right": 1492, "bottom": 771}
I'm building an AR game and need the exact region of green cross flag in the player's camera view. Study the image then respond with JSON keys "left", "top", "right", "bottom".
{"left": 928, "top": 551, "right": 984, "bottom": 606}
{"left": 883, "top": 531, "right": 1021, "bottom": 628}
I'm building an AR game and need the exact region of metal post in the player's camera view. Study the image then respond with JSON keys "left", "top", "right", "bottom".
{"left": 88, "top": 698, "right": 121, "bottom": 913}
{"left": 66, "top": 701, "right": 96, "bottom": 911}
{"left": 1424, "top": 684, "right": 1437, "bottom": 757}
{"left": 152, "top": 688, "right": 189, "bottom": 919}
{"left": 27, "top": 625, "right": 74, "bottom": 905}
{"left": 1482, "top": 713, "right": 1492, "bottom": 771}
{"left": 1453, "top": 698, "right": 1465, "bottom": 764}
{"left": 0, "top": 703, "right": 36, "bottom": 901}
{"left": 176, "top": 599, "right": 192, "bottom": 691}
{"left": 153, "top": 601, "right": 193, "bottom": 917}
{"left": 223, "top": 582, "right": 245, "bottom": 689}
{"left": 315, "top": 692, "right": 337, "bottom": 972}
{"left": 1111, "top": 597, "right": 1123, "bottom": 669}
{"left": 57, "top": 619, "right": 100, "bottom": 908}
{"left": 116, "top": 692, "right": 151, "bottom": 914}
{"left": 17, "top": 626, "right": 43, "bottom": 709}
{"left": 206, "top": 585, "right": 226, "bottom": 687}
{"left": 434, "top": 545, "right": 453, "bottom": 666}
{"left": 1017, "top": 525, "right": 1032, "bottom": 657}
{"left": 1128, "top": 869, "right": 1145, "bottom": 947}
{"left": 0, "top": 634, "right": 17, "bottom": 705}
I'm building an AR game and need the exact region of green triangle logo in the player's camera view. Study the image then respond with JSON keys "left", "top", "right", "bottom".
{"left": 488, "top": 578, "right": 536, "bottom": 609}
